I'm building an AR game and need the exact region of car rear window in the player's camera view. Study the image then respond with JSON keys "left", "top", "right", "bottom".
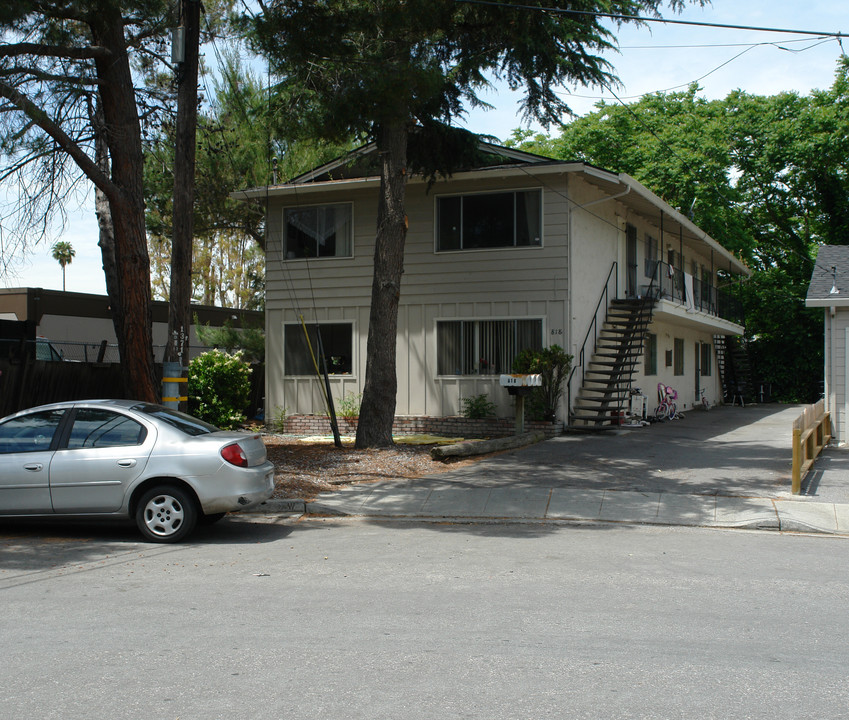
{"left": 133, "top": 404, "right": 219, "bottom": 436}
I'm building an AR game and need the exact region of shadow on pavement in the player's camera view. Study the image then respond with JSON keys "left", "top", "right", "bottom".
{"left": 434, "top": 405, "right": 798, "bottom": 497}
{"left": 0, "top": 515, "right": 300, "bottom": 573}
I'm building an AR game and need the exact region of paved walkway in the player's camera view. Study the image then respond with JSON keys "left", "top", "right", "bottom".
{"left": 259, "top": 404, "right": 849, "bottom": 535}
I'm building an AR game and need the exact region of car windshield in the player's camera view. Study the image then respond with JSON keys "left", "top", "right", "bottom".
{"left": 133, "top": 404, "right": 219, "bottom": 436}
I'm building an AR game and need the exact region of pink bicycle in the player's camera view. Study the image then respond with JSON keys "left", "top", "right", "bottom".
{"left": 655, "top": 383, "right": 682, "bottom": 420}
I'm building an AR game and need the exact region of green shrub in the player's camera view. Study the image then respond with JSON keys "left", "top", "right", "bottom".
{"left": 188, "top": 349, "right": 252, "bottom": 429}
{"left": 336, "top": 391, "right": 362, "bottom": 420}
{"left": 195, "top": 317, "right": 266, "bottom": 364}
{"left": 461, "top": 393, "right": 496, "bottom": 419}
{"left": 512, "top": 345, "right": 573, "bottom": 421}
{"left": 268, "top": 405, "right": 288, "bottom": 433}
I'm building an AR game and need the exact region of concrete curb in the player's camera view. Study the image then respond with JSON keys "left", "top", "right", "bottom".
{"left": 244, "top": 492, "right": 849, "bottom": 536}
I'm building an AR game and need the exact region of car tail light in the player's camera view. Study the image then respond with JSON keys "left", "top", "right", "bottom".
{"left": 221, "top": 443, "right": 248, "bottom": 468}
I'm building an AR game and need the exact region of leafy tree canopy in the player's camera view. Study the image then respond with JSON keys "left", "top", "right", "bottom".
{"left": 248, "top": 0, "right": 700, "bottom": 169}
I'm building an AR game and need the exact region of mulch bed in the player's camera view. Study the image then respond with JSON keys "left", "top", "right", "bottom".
{"left": 263, "top": 435, "right": 486, "bottom": 500}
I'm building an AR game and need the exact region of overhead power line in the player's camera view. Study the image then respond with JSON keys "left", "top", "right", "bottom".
{"left": 455, "top": 0, "right": 846, "bottom": 39}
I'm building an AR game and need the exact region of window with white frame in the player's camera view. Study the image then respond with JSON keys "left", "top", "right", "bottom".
{"left": 284, "top": 204, "right": 352, "bottom": 259}
{"left": 437, "top": 319, "right": 543, "bottom": 375}
{"left": 436, "top": 189, "right": 542, "bottom": 251}
{"left": 284, "top": 323, "right": 353, "bottom": 375}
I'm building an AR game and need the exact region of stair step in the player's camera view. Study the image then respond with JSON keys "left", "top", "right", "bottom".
{"left": 599, "top": 327, "right": 642, "bottom": 335}
{"left": 589, "top": 356, "right": 641, "bottom": 364}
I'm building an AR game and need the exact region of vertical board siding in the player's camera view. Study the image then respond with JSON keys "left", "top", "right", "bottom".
{"left": 265, "top": 176, "right": 571, "bottom": 417}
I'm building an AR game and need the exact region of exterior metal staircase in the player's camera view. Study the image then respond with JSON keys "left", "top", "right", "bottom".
{"left": 713, "top": 334, "right": 753, "bottom": 404}
{"left": 570, "top": 296, "right": 655, "bottom": 427}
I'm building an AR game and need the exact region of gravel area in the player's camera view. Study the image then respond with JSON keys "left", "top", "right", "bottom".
{"left": 264, "top": 434, "right": 485, "bottom": 500}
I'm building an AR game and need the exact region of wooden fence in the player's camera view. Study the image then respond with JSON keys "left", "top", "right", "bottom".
{"left": 791, "top": 399, "right": 832, "bottom": 494}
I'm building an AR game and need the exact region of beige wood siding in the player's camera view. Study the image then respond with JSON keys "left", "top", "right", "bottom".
{"left": 266, "top": 175, "right": 570, "bottom": 418}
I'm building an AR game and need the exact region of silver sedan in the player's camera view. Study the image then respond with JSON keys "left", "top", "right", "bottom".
{"left": 0, "top": 399, "right": 275, "bottom": 542}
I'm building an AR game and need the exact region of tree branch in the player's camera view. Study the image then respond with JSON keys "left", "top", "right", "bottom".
{"left": 0, "top": 42, "right": 111, "bottom": 61}
{"left": 0, "top": 65, "right": 102, "bottom": 87}
{"left": 0, "top": 79, "right": 118, "bottom": 200}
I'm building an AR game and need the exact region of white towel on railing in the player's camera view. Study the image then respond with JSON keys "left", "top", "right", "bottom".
{"left": 684, "top": 272, "right": 696, "bottom": 312}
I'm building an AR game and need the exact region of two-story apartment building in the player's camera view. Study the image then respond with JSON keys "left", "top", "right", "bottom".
{"left": 235, "top": 142, "right": 749, "bottom": 426}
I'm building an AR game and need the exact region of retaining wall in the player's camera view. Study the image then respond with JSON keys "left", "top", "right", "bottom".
{"left": 276, "top": 414, "right": 563, "bottom": 439}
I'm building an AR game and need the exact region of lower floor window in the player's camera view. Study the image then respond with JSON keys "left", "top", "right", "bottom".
{"left": 673, "top": 337, "right": 685, "bottom": 376}
{"left": 437, "top": 319, "right": 542, "bottom": 375}
{"left": 700, "top": 342, "right": 712, "bottom": 376}
{"left": 644, "top": 333, "right": 657, "bottom": 375}
{"left": 284, "top": 322, "right": 353, "bottom": 375}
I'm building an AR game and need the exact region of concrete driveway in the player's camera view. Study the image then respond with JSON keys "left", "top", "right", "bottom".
{"left": 441, "top": 404, "right": 801, "bottom": 498}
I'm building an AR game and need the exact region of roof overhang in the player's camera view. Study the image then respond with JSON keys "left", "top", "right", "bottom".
{"left": 806, "top": 297, "right": 849, "bottom": 308}
{"left": 576, "top": 171, "right": 749, "bottom": 277}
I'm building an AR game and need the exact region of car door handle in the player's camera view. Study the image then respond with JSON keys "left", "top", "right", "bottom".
{"left": 23, "top": 463, "right": 43, "bottom": 472}
{"left": 117, "top": 459, "right": 137, "bottom": 468}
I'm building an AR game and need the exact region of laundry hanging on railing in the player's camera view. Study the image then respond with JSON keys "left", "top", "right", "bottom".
{"left": 683, "top": 272, "right": 696, "bottom": 313}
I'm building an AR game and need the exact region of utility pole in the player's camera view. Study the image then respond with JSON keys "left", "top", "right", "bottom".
{"left": 164, "top": 0, "right": 200, "bottom": 408}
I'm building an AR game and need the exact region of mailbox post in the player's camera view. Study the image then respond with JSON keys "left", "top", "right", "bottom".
{"left": 499, "top": 374, "right": 542, "bottom": 434}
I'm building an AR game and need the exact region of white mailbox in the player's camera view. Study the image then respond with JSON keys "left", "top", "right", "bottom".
{"left": 499, "top": 374, "right": 542, "bottom": 434}
{"left": 499, "top": 374, "right": 542, "bottom": 393}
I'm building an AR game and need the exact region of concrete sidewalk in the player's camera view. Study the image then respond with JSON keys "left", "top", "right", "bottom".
{"left": 256, "top": 404, "right": 849, "bottom": 536}
{"left": 262, "top": 485, "right": 849, "bottom": 535}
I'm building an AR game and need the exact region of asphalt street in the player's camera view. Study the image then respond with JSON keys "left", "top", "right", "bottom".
{"left": 1, "top": 518, "right": 848, "bottom": 719}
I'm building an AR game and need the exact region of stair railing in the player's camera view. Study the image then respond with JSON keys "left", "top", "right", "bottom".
{"left": 613, "top": 271, "right": 657, "bottom": 412}
{"left": 566, "top": 261, "right": 617, "bottom": 424}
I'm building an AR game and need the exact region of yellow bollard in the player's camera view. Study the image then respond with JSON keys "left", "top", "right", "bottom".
{"left": 791, "top": 426, "right": 802, "bottom": 495}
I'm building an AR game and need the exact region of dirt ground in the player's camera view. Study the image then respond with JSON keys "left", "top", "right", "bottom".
{"left": 263, "top": 435, "right": 486, "bottom": 500}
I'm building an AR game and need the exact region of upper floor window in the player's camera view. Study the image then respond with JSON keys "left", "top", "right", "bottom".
{"left": 644, "top": 233, "right": 658, "bottom": 279}
{"left": 284, "top": 203, "right": 352, "bottom": 259}
{"left": 436, "top": 189, "right": 542, "bottom": 251}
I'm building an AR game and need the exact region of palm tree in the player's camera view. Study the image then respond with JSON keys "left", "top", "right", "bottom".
{"left": 51, "top": 241, "right": 75, "bottom": 291}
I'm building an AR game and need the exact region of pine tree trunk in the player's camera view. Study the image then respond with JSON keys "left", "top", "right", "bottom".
{"left": 355, "top": 121, "right": 409, "bottom": 448}
{"left": 91, "top": 11, "right": 157, "bottom": 402}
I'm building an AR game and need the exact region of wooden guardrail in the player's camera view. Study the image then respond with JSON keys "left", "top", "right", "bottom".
{"left": 791, "top": 400, "right": 832, "bottom": 494}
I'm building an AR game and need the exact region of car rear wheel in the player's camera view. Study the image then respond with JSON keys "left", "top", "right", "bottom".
{"left": 135, "top": 485, "right": 197, "bottom": 543}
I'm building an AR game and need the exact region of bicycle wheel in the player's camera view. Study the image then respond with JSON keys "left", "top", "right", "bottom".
{"left": 655, "top": 402, "right": 670, "bottom": 421}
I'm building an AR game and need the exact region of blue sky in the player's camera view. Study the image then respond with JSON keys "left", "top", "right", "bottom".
{"left": 3, "top": 0, "right": 846, "bottom": 296}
